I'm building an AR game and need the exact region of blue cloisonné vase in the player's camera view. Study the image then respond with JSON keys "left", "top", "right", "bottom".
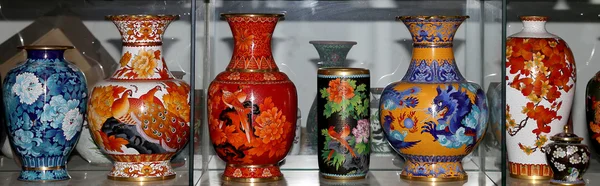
{"left": 379, "top": 16, "right": 488, "bottom": 181}
{"left": 2, "top": 46, "right": 87, "bottom": 181}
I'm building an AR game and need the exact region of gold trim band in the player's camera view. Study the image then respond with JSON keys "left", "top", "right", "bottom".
{"left": 107, "top": 174, "right": 176, "bottom": 182}
{"left": 222, "top": 175, "right": 283, "bottom": 183}
{"left": 222, "top": 13, "right": 285, "bottom": 18}
{"left": 318, "top": 67, "right": 370, "bottom": 76}
{"left": 413, "top": 43, "right": 453, "bottom": 47}
{"left": 106, "top": 14, "right": 180, "bottom": 21}
{"left": 321, "top": 174, "right": 366, "bottom": 180}
{"left": 226, "top": 163, "right": 277, "bottom": 168}
{"left": 18, "top": 45, "right": 74, "bottom": 50}
{"left": 227, "top": 68, "right": 279, "bottom": 73}
{"left": 123, "top": 42, "right": 163, "bottom": 46}
{"left": 397, "top": 15, "right": 470, "bottom": 21}
{"left": 550, "top": 181, "right": 585, "bottom": 186}
{"left": 510, "top": 173, "right": 552, "bottom": 180}
{"left": 400, "top": 174, "right": 468, "bottom": 182}
{"left": 22, "top": 166, "right": 65, "bottom": 171}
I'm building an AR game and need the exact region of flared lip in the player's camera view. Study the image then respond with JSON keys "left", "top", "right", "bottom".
{"left": 519, "top": 15, "right": 548, "bottom": 21}
{"left": 17, "top": 45, "right": 74, "bottom": 50}
{"left": 105, "top": 14, "right": 180, "bottom": 20}
{"left": 309, "top": 40, "right": 357, "bottom": 45}
{"left": 221, "top": 13, "right": 285, "bottom": 18}
{"left": 396, "top": 15, "right": 470, "bottom": 21}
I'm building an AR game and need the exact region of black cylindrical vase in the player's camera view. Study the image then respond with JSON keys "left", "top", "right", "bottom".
{"left": 317, "top": 68, "right": 370, "bottom": 180}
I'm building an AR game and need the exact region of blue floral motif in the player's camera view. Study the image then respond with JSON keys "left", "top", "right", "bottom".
{"left": 403, "top": 59, "right": 465, "bottom": 83}
{"left": 11, "top": 72, "right": 44, "bottom": 105}
{"left": 41, "top": 95, "right": 80, "bottom": 128}
{"left": 3, "top": 51, "right": 87, "bottom": 181}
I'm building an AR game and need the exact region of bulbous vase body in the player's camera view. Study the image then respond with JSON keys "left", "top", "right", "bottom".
{"left": 505, "top": 16, "right": 576, "bottom": 179}
{"left": 208, "top": 14, "right": 298, "bottom": 182}
{"left": 379, "top": 16, "right": 488, "bottom": 181}
{"left": 87, "top": 15, "right": 191, "bottom": 181}
{"left": 3, "top": 46, "right": 87, "bottom": 181}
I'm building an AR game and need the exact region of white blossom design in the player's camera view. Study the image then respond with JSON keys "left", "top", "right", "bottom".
{"left": 569, "top": 155, "right": 581, "bottom": 164}
{"left": 553, "top": 147, "right": 566, "bottom": 158}
{"left": 566, "top": 146, "right": 577, "bottom": 155}
{"left": 555, "top": 162, "right": 566, "bottom": 171}
{"left": 12, "top": 72, "right": 44, "bottom": 105}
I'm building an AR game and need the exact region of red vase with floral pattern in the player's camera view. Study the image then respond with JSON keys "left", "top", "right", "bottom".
{"left": 207, "top": 13, "right": 298, "bottom": 182}
{"left": 87, "top": 15, "right": 191, "bottom": 181}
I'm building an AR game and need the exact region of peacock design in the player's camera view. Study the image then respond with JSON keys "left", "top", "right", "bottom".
{"left": 93, "top": 83, "right": 189, "bottom": 154}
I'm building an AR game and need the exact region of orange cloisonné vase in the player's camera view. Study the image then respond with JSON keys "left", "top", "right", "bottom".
{"left": 87, "top": 15, "right": 190, "bottom": 181}
{"left": 208, "top": 13, "right": 297, "bottom": 183}
{"left": 506, "top": 16, "right": 576, "bottom": 180}
{"left": 379, "top": 16, "right": 488, "bottom": 181}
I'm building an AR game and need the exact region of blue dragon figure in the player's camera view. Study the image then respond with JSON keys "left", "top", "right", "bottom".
{"left": 421, "top": 85, "right": 487, "bottom": 152}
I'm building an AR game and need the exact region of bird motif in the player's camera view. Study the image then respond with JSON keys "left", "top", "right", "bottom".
{"left": 327, "top": 125, "right": 356, "bottom": 160}
{"left": 110, "top": 85, "right": 188, "bottom": 153}
{"left": 221, "top": 89, "right": 253, "bottom": 142}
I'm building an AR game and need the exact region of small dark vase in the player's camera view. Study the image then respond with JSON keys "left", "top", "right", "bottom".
{"left": 544, "top": 125, "right": 590, "bottom": 185}
{"left": 586, "top": 71, "right": 600, "bottom": 159}
{"left": 303, "top": 41, "right": 356, "bottom": 155}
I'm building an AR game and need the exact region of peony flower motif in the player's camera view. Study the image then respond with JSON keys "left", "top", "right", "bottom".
{"left": 569, "top": 155, "right": 581, "bottom": 164}
{"left": 566, "top": 146, "right": 577, "bottom": 155}
{"left": 553, "top": 147, "right": 566, "bottom": 158}
{"left": 140, "top": 165, "right": 153, "bottom": 175}
{"left": 506, "top": 46, "right": 513, "bottom": 58}
{"left": 555, "top": 162, "right": 566, "bottom": 171}
{"left": 62, "top": 108, "right": 83, "bottom": 141}
{"left": 41, "top": 95, "right": 80, "bottom": 128}
{"left": 163, "top": 91, "right": 190, "bottom": 122}
{"left": 120, "top": 51, "right": 132, "bottom": 66}
{"left": 326, "top": 78, "right": 355, "bottom": 104}
{"left": 131, "top": 49, "right": 157, "bottom": 78}
{"left": 13, "top": 129, "right": 34, "bottom": 147}
{"left": 352, "top": 119, "right": 370, "bottom": 143}
{"left": 12, "top": 72, "right": 44, "bottom": 105}
{"left": 255, "top": 107, "right": 286, "bottom": 144}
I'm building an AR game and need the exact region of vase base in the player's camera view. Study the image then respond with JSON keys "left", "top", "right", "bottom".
{"left": 400, "top": 155, "right": 467, "bottom": 182}
{"left": 550, "top": 179, "right": 585, "bottom": 186}
{"left": 321, "top": 173, "right": 367, "bottom": 180}
{"left": 18, "top": 166, "right": 70, "bottom": 181}
{"left": 222, "top": 164, "right": 283, "bottom": 183}
{"left": 508, "top": 162, "right": 553, "bottom": 180}
{"left": 510, "top": 174, "right": 552, "bottom": 180}
{"left": 107, "top": 160, "right": 176, "bottom": 182}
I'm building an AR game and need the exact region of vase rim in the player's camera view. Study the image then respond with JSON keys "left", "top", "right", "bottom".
{"left": 318, "top": 67, "right": 369, "bottom": 76}
{"left": 309, "top": 41, "right": 357, "bottom": 45}
{"left": 396, "top": 15, "right": 469, "bottom": 21}
{"left": 105, "top": 14, "right": 180, "bottom": 21}
{"left": 519, "top": 15, "right": 548, "bottom": 21}
{"left": 18, "top": 45, "right": 74, "bottom": 50}
{"left": 221, "top": 13, "right": 285, "bottom": 18}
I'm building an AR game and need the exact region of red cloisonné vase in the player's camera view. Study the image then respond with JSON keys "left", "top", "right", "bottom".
{"left": 207, "top": 13, "right": 298, "bottom": 182}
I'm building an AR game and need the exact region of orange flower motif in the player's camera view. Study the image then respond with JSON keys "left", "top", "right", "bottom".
{"left": 259, "top": 97, "right": 275, "bottom": 112}
{"left": 163, "top": 91, "right": 190, "bottom": 122}
{"left": 326, "top": 78, "right": 355, "bottom": 103}
{"left": 235, "top": 29, "right": 255, "bottom": 51}
{"left": 99, "top": 131, "right": 129, "bottom": 153}
{"left": 120, "top": 51, "right": 132, "bottom": 66}
{"left": 227, "top": 72, "right": 240, "bottom": 80}
{"left": 140, "top": 165, "right": 153, "bottom": 175}
{"left": 264, "top": 73, "right": 276, "bottom": 81}
{"left": 255, "top": 107, "right": 286, "bottom": 144}
{"left": 136, "top": 22, "right": 156, "bottom": 41}
{"left": 209, "top": 119, "right": 227, "bottom": 145}
{"left": 132, "top": 49, "right": 157, "bottom": 78}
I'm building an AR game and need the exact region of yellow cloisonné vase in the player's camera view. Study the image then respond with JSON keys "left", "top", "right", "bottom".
{"left": 379, "top": 16, "right": 488, "bottom": 181}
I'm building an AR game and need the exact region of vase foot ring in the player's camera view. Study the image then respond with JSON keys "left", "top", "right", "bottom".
{"left": 222, "top": 175, "right": 283, "bottom": 183}
{"left": 550, "top": 180, "right": 585, "bottom": 186}
{"left": 509, "top": 173, "right": 551, "bottom": 180}
{"left": 108, "top": 174, "right": 176, "bottom": 182}
{"left": 400, "top": 174, "right": 468, "bottom": 182}
{"left": 321, "top": 174, "right": 366, "bottom": 180}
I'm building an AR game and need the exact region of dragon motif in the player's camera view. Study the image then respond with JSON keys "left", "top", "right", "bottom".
{"left": 421, "top": 85, "right": 487, "bottom": 152}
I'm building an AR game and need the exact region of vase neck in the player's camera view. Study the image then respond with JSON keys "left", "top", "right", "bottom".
{"left": 511, "top": 16, "right": 556, "bottom": 38}
{"left": 225, "top": 15, "right": 281, "bottom": 72}
{"left": 310, "top": 41, "right": 356, "bottom": 68}
{"left": 402, "top": 46, "right": 464, "bottom": 82}
{"left": 25, "top": 49, "right": 66, "bottom": 63}
{"left": 108, "top": 15, "right": 177, "bottom": 80}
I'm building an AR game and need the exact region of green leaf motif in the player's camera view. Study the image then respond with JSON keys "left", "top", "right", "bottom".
{"left": 356, "top": 84, "right": 366, "bottom": 92}
{"left": 331, "top": 153, "right": 346, "bottom": 170}
{"left": 356, "top": 142, "right": 370, "bottom": 154}
{"left": 320, "top": 88, "right": 329, "bottom": 99}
